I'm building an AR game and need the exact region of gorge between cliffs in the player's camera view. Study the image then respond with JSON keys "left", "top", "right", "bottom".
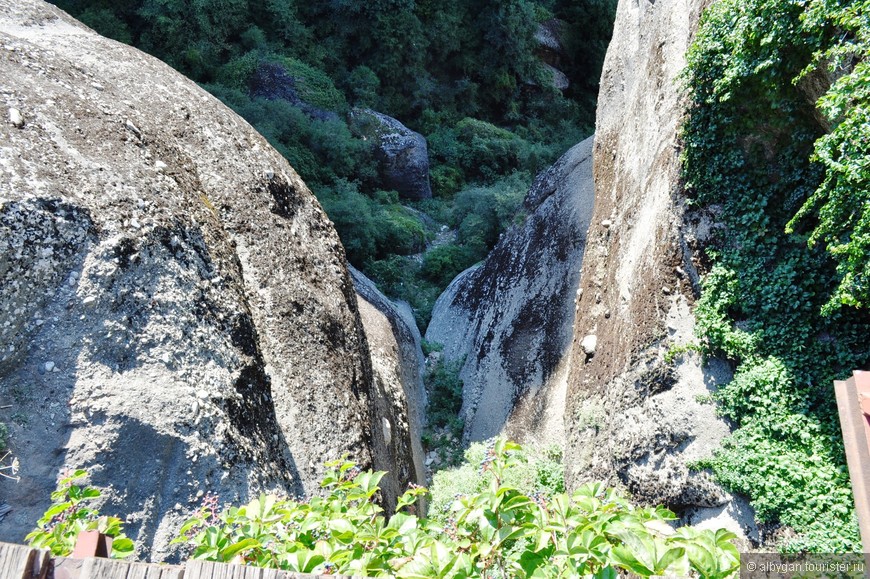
{"left": 2, "top": 0, "right": 869, "bottom": 566}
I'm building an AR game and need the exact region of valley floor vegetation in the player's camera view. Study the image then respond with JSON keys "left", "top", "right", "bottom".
{"left": 48, "top": 0, "right": 617, "bottom": 330}
{"left": 682, "top": 0, "right": 870, "bottom": 552}
{"left": 28, "top": 440, "right": 740, "bottom": 578}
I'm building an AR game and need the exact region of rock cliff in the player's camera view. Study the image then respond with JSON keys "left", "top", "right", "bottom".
{"left": 426, "top": 137, "right": 595, "bottom": 444}
{"left": 350, "top": 266, "right": 426, "bottom": 511}
{"left": 563, "top": 0, "right": 757, "bottom": 540}
{"left": 0, "top": 0, "right": 416, "bottom": 559}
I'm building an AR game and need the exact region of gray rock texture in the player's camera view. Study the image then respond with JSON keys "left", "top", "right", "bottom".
{"left": 348, "top": 108, "right": 432, "bottom": 201}
{"left": 535, "top": 20, "right": 570, "bottom": 91}
{"left": 563, "top": 0, "right": 757, "bottom": 542}
{"left": 426, "top": 137, "right": 595, "bottom": 445}
{"left": 0, "top": 0, "right": 415, "bottom": 560}
{"left": 349, "top": 266, "right": 426, "bottom": 511}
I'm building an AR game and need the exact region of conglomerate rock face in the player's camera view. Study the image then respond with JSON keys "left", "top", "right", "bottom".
{"left": 0, "top": 0, "right": 415, "bottom": 560}
{"left": 426, "top": 137, "right": 595, "bottom": 445}
{"left": 563, "top": 0, "right": 757, "bottom": 541}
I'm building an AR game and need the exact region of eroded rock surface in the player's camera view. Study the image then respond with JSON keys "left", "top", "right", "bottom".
{"left": 0, "top": 0, "right": 414, "bottom": 559}
{"left": 426, "top": 138, "right": 594, "bottom": 445}
{"left": 563, "top": 0, "right": 757, "bottom": 542}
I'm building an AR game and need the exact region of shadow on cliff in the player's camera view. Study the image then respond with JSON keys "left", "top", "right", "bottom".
{"left": 0, "top": 199, "right": 302, "bottom": 559}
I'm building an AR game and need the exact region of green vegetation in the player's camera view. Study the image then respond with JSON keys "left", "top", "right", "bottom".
{"left": 427, "top": 440, "right": 565, "bottom": 525}
{"left": 26, "top": 469, "right": 134, "bottom": 557}
{"left": 422, "top": 355, "right": 466, "bottom": 465}
{"left": 663, "top": 342, "right": 702, "bottom": 365}
{"left": 49, "top": 0, "right": 616, "bottom": 330}
{"left": 171, "top": 440, "right": 738, "bottom": 577}
{"left": 682, "top": 0, "right": 870, "bottom": 552}
{"left": 26, "top": 446, "right": 739, "bottom": 576}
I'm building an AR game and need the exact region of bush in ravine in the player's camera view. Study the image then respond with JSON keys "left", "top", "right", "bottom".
{"left": 172, "top": 440, "right": 739, "bottom": 578}
{"left": 427, "top": 441, "right": 565, "bottom": 526}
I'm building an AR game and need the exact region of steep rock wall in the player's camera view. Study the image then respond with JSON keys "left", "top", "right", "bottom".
{"left": 563, "top": 0, "right": 757, "bottom": 541}
{"left": 0, "top": 0, "right": 413, "bottom": 559}
{"left": 426, "top": 138, "right": 595, "bottom": 444}
{"left": 350, "top": 266, "right": 426, "bottom": 510}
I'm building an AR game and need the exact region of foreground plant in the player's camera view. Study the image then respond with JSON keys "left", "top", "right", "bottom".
{"left": 26, "top": 469, "right": 134, "bottom": 558}
{"left": 174, "top": 440, "right": 739, "bottom": 578}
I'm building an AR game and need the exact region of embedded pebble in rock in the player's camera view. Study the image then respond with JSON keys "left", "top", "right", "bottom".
{"left": 580, "top": 335, "right": 597, "bottom": 356}
{"left": 8, "top": 107, "right": 24, "bottom": 128}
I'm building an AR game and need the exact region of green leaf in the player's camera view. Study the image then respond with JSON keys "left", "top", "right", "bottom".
{"left": 219, "top": 537, "right": 260, "bottom": 560}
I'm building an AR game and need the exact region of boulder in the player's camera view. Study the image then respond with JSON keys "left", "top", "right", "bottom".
{"left": 249, "top": 61, "right": 339, "bottom": 122}
{"left": 348, "top": 108, "right": 432, "bottom": 200}
{"left": 0, "top": 0, "right": 415, "bottom": 560}
{"left": 426, "top": 137, "right": 595, "bottom": 445}
{"left": 534, "top": 19, "right": 566, "bottom": 63}
{"left": 535, "top": 19, "right": 569, "bottom": 91}
{"left": 545, "top": 64, "right": 570, "bottom": 92}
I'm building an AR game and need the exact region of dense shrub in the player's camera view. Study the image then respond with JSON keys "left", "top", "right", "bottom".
{"left": 425, "top": 357, "right": 465, "bottom": 439}
{"left": 683, "top": 0, "right": 870, "bottom": 551}
{"left": 171, "top": 440, "right": 739, "bottom": 577}
{"left": 282, "top": 58, "right": 348, "bottom": 113}
{"left": 427, "top": 441, "right": 566, "bottom": 525}
{"left": 453, "top": 173, "right": 529, "bottom": 249}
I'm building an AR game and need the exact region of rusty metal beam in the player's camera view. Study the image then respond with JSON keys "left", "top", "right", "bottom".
{"left": 834, "top": 370, "right": 870, "bottom": 552}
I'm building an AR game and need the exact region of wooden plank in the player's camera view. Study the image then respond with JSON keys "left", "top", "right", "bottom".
{"left": 187, "top": 560, "right": 276, "bottom": 579}
{"left": 157, "top": 565, "right": 186, "bottom": 579}
{"left": 126, "top": 561, "right": 149, "bottom": 579}
{"left": 185, "top": 559, "right": 212, "bottom": 579}
{"left": 33, "top": 549, "right": 51, "bottom": 579}
{"left": 183, "top": 560, "right": 373, "bottom": 579}
{"left": 54, "top": 556, "right": 85, "bottom": 579}
{"left": 79, "top": 558, "right": 186, "bottom": 579}
{"left": 81, "top": 557, "right": 129, "bottom": 579}
{"left": 0, "top": 542, "right": 35, "bottom": 579}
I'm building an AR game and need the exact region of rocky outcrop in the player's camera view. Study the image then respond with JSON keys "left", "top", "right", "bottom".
{"left": 0, "top": 0, "right": 415, "bottom": 560}
{"left": 563, "top": 0, "right": 757, "bottom": 542}
{"left": 426, "top": 137, "right": 595, "bottom": 445}
{"left": 249, "top": 61, "right": 339, "bottom": 122}
{"left": 349, "top": 266, "right": 426, "bottom": 511}
{"left": 348, "top": 108, "right": 432, "bottom": 201}
{"left": 535, "top": 19, "right": 569, "bottom": 91}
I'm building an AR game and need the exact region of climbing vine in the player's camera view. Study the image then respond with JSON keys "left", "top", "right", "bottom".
{"left": 683, "top": 0, "right": 870, "bottom": 552}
